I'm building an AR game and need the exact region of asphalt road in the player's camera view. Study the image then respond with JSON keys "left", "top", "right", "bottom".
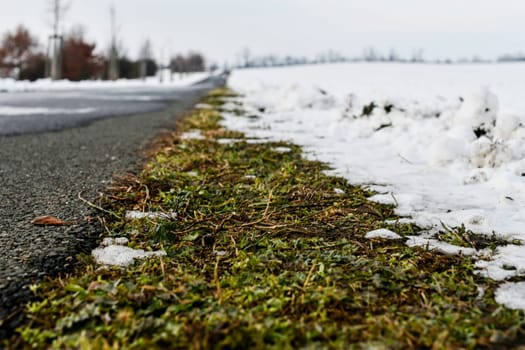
{"left": 0, "top": 76, "right": 223, "bottom": 136}
{"left": 0, "top": 74, "right": 226, "bottom": 337}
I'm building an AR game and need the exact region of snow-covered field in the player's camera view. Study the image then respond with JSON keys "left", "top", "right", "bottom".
{"left": 225, "top": 62, "right": 525, "bottom": 310}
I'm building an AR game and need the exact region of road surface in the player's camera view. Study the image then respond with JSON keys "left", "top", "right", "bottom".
{"left": 0, "top": 74, "right": 227, "bottom": 337}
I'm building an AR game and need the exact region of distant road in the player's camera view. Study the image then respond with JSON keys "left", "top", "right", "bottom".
{"left": 0, "top": 74, "right": 227, "bottom": 136}
{"left": 0, "top": 73, "right": 227, "bottom": 337}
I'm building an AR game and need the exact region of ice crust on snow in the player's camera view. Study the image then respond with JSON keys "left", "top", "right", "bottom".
{"left": 92, "top": 236, "right": 166, "bottom": 267}
{"left": 227, "top": 62, "right": 525, "bottom": 310}
{"left": 365, "top": 229, "right": 402, "bottom": 240}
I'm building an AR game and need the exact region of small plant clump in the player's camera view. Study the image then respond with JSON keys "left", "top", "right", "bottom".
{"left": 6, "top": 88, "right": 525, "bottom": 349}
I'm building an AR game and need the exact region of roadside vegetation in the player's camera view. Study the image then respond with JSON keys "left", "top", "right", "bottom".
{"left": 6, "top": 89, "right": 525, "bottom": 349}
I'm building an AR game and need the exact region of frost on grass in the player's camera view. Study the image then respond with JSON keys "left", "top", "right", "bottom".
{"left": 365, "top": 228, "right": 402, "bottom": 240}
{"left": 92, "top": 236, "right": 166, "bottom": 267}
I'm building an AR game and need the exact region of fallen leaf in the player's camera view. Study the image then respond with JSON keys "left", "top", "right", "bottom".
{"left": 31, "top": 215, "right": 73, "bottom": 226}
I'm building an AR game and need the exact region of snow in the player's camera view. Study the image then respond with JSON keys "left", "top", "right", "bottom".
{"left": 0, "top": 73, "right": 210, "bottom": 93}
{"left": 475, "top": 244, "right": 525, "bottom": 281}
{"left": 495, "top": 282, "right": 525, "bottom": 311}
{"left": 334, "top": 188, "right": 345, "bottom": 195}
{"left": 365, "top": 229, "right": 402, "bottom": 240}
{"left": 406, "top": 235, "right": 477, "bottom": 256}
{"left": 0, "top": 73, "right": 212, "bottom": 118}
{"left": 125, "top": 210, "right": 177, "bottom": 220}
{"left": 180, "top": 130, "right": 205, "bottom": 140}
{"left": 226, "top": 62, "right": 525, "bottom": 310}
{"left": 92, "top": 237, "right": 166, "bottom": 267}
{"left": 0, "top": 106, "right": 95, "bottom": 116}
{"left": 273, "top": 146, "right": 292, "bottom": 153}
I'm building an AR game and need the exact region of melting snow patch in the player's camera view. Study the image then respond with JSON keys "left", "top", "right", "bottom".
{"left": 365, "top": 229, "right": 402, "bottom": 240}
{"left": 217, "top": 138, "right": 242, "bottom": 145}
{"left": 195, "top": 103, "right": 213, "bottom": 109}
{"left": 93, "top": 246, "right": 166, "bottom": 267}
{"left": 475, "top": 245, "right": 525, "bottom": 281}
{"left": 406, "top": 236, "right": 476, "bottom": 256}
{"left": 180, "top": 130, "right": 205, "bottom": 140}
{"left": 334, "top": 188, "right": 345, "bottom": 195}
{"left": 125, "top": 211, "right": 177, "bottom": 220}
{"left": 273, "top": 146, "right": 292, "bottom": 153}
{"left": 92, "top": 237, "right": 166, "bottom": 267}
{"left": 221, "top": 101, "right": 242, "bottom": 111}
{"left": 101, "top": 237, "right": 129, "bottom": 246}
{"left": 494, "top": 282, "right": 525, "bottom": 311}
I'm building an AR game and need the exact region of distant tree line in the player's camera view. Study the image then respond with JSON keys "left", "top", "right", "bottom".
{"left": 236, "top": 47, "right": 525, "bottom": 70}
{"left": 170, "top": 52, "right": 206, "bottom": 73}
{"left": 0, "top": 25, "right": 208, "bottom": 81}
{"left": 497, "top": 53, "right": 525, "bottom": 62}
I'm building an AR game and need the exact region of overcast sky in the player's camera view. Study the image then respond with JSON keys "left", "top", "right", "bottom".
{"left": 0, "top": 0, "right": 524, "bottom": 64}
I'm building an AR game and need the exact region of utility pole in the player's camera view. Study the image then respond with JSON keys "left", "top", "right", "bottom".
{"left": 108, "top": 4, "right": 119, "bottom": 80}
{"left": 159, "top": 47, "right": 164, "bottom": 83}
{"left": 138, "top": 39, "right": 153, "bottom": 81}
{"left": 48, "top": 0, "right": 67, "bottom": 80}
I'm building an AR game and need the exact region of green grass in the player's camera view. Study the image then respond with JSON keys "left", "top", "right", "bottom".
{"left": 6, "top": 88, "right": 525, "bottom": 349}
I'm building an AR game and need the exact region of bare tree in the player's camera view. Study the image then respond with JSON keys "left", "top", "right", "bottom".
{"left": 411, "top": 48, "right": 424, "bottom": 63}
{"left": 0, "top": 25, "right": 39, "bottom": 78}
{"left": 388, "top": 48, "right": 399, "bottom": 62}
{"left": 363, "top": 47, "right": 379, "bottom": 62}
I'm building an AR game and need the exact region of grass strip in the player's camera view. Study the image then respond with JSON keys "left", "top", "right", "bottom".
{"left": 6, "top": 88, "right": 525, "bottom": 349}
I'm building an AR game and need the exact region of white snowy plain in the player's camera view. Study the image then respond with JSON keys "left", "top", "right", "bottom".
{"left": 225, "top": 62, "right": 525, "bottom": 311}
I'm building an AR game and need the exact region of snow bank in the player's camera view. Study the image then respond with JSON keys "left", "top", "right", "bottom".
{"left": 226, "top": 62, "right": 525, "bottom": 309}
{"left": 228, "top": 63, "right": 525, "bottom": 239}
{"left": 0, "top": 106, "right": 95, "bottom": 116}
{"left": 0, "top": 72, "right": 210, "bottom": 93}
